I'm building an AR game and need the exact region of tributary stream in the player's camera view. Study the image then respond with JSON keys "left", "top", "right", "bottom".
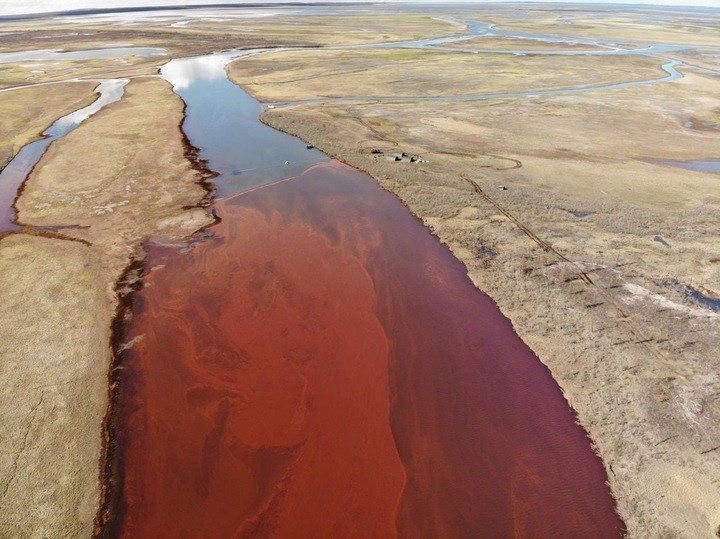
{"left": 0, "top": 79, "right": 127, "bottom": 231}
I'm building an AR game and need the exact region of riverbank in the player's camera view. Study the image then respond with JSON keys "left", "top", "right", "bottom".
{"left": 240, "top": 64, "right": 720, "bottom": 534}
{"left": 0, "top": 78, "right": 212, "bottom": 536}
{"left": 0, "top": 82, "right": 96, "bottom": 167}
{"left": 101, "top": 154, "right": 624, "bottom": 536}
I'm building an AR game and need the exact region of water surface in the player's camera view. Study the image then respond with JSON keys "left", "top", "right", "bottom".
{"left": 651, "top": 159, "right": 720, "bottom": 173}
{"left": 100, "top": 51, "right": 624, "bottom": 537}
{"left": 161, "top": 51, "right": 327, "bottom": 197}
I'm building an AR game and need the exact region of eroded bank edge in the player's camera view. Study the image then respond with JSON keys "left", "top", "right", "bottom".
{"left": 93, "top": 100, "right": 220, "bottom": 537}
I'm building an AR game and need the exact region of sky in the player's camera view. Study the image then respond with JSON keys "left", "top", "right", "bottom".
{"left": 2, "top": 0, "right": 719, "bottom": 17}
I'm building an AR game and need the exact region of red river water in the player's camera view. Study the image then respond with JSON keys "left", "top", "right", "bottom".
{"left": 105, "top": 161, "right": 624, "bottom": 537}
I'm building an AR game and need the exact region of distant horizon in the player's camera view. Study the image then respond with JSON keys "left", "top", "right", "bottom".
{"left": 2, "top": 0, "right": 719, "bottom": 18}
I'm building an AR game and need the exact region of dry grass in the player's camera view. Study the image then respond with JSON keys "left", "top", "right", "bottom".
{"left": 0, "top": 82, "right": 97, "bottom": 167}
{"left": 0, "top": 14, "right": 460, "bottom": 56}
{"left": 0, "top": 234, "right": 112, "bottom": 537}
{"left": 0, "top": 15, "right": 458, "bottom": 89}
{"left": 248, "top": 63, "right": 720, "bottom": 537}
{"left": 443, "top": 36, "right": 612, "bottom": 51}
{"left": 215, "top": 14, "right": 462, "bottom": 46}
{"left": 228, "top": 48, "right": 666, "bottom": 102}
{"left": 18, "top": 77, "right": 213, "bottom": 246}
{"left": 1, "top": 78, "right": 212, "bottom": 538}
{"left": 471, "top": 9, "right": 720, "bottom": 46}
{"left": 0, "top": 57, "right": 169, "bottom": 90}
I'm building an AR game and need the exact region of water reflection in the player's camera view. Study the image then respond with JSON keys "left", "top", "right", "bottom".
{"left": 160, "top": 51, "right": 327, "bottom": 198}
{"left": 649, "top": 158, "right": 720, "bottom": 173}
{"left": 160, "top": 51, "right": 240, "bottom": 90}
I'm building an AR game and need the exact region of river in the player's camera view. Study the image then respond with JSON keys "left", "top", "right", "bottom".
{"left": 0, "top": 11, "right": 709, "bottom": 233}
{"left": 0, "top": 78, "right": 128, "bottom": 232}
{"left": 1, "top": 9, "right": 713, "bottom": 535}
{"left": 96, "top": 50, "right": 625, "bottom": 537}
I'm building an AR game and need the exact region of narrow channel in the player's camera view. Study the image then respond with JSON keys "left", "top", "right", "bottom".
{"left": 0, "top": 78, "right": 127, "bottom": 232}
{"left": 273, "top": 59, "right": 683, "bottom": 107}
{"left": 98, "top": 51, "right": 625, "bottom": 536}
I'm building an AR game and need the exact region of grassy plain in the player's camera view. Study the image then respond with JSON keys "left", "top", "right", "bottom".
{"left": 0, "top": 15, "right": 460, "bottom": 90}
{"left": 0, "top": 14, "right": 460, "bottom": 53}
{"left": 443, "top": 35, "right": 614, "bottom": 50}
{"left": 228, "top": 17, "right": 720, "bottom": 536}
{"left": 473, "top": 7, "right": 720, "bottom": 46}
{"left": 0, "top": 82, "right": 96, "bottom": 166}
{"left": 229, "top": 48, "right": 665, "bottom": 101}
{"left": 0, "top": 57, "right": 167, "bottom": 90}
{"left": 0, "top": 234, "right": 112, "bottom": 537}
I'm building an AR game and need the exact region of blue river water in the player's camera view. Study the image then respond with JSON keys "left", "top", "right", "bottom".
{"left": 160, "top": 50, "right": 327, "bottom": 198}
{"left": 0, "top": 4, "right": 716, "bottom": 231}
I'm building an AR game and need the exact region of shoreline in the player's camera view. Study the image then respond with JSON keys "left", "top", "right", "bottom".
{"left": 100, "top": 156, "right": 624, "bottom": 535}
{"left": 94, "top": 98, "right": 222, "bottom": 536}
{"left": 256, "top": 112, "right": 625, "bottom": 516}
{"left": 1, "top": 77, "right": 215, "bottom": 537}
{"left": 93, "top": 255, "right": 146, "bottom": 538}
{"left": 251, "top": 103, "right": 720, "bottom": 536}
{"left": 96, "top": 47, "right": 622, "bottom": 533}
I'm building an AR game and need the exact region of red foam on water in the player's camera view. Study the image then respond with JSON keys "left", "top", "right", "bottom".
{"left": 110, "top": 161, "right": 624, "bottom": 537}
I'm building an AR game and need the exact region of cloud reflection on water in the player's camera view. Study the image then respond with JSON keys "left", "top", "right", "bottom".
{"left": 160, "top": 50, "right": 254, "bottom": 90}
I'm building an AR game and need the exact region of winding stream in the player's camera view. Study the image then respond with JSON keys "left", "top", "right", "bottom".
{"left": 0, "top": 43, "right": 176, "bottom": 233}
{"left": 0, "top": 13, "right": 705, "bottom": 239}
{"left": 366, "top": 18, "right": 693, "bottom": 56}
{"left": 98, "top": 50, "right": 625, "bottom": 537}
{"left": 268, "top": 15, "right": 692, "bottom": 107}
{"left": 160, "top": 50, "right": 328, "bottom": 196}
{"left": 0, "top": 78, "right": 127, "bottom": 232}
{"left": 271, "top": 59, "right": 683, "bottom": 107}
{"left": 0, "top": 47, "right": 166, "bottom": 63}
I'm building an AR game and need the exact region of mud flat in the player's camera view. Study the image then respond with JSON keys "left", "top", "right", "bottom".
{"left": 0, "top": 78, "right": 212, "bottom": 537}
